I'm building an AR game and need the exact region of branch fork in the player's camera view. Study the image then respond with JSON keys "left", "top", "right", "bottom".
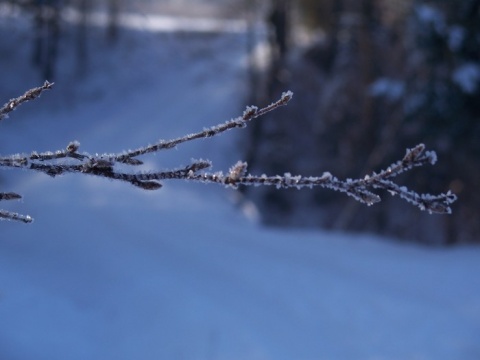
{"left": 0, "top": 85, "right": 457, "bottom": 222}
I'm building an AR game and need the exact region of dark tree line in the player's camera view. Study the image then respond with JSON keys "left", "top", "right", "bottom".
{"left": 245, "top": 0, "right": 479, "bottom": 244}
{"left": 3, "top": 0, "right": 122, "bottom": 80}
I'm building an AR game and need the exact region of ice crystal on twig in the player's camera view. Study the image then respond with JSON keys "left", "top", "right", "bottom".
{"left": 0, "top": 84, "right": 456, "bottom": 222}
{"left": 0, "top": 81, "right": 53, "bottom": 121}
{"left": 0, "top": 192, "right": 33, "bottom": 223}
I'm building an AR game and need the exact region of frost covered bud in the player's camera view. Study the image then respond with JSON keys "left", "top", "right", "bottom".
{"left": 228, "top": 161, "right": 248, "bottom": 181}
{"left": 0, "top": 192, "right": 22, "bottom": 201}
{"left": 135, "top": 181, "right": 162, "bottom": 190}
{"left": 243, "top": 106, "right": 258, "bottom": 119}
{"left": 66, "top": 141, "right": 80, "bottom": 153}
{"left": 403, "top": 144, "right": 425, "bottom": 163}
{"left": 280, "top": 90, "right": 294, "bottom": 104}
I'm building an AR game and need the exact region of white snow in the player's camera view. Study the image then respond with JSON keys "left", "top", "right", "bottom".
{"left": 369, "top": 78, "right": 405, "bottom": 102}
{"left": 415, "top": 4, "right": 446, "bottom": 34}
{"left": 448, "top": 25, "right": 466, "bottom": 52}
{"left": 452, "top": 63, "right": 480, "bottom": 94}
{"left": 0, "top": 8, "right": 480, "bottom": 360}
{"left": 62, "top": 8, "right": 247, "bottom": 34}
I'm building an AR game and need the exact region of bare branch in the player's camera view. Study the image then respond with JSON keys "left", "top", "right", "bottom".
{"left": 0, "top": 210, "right": 33, "bottom": 223}
{"left": 0, "top": 86, "right": 457, "bottom": 223}
{"left": 0, "top": 192, "right": 23, "bottom": 201}
{"left": 183, "top": 147, "right": 456, "bottom": 214}
{"left": 0, "top": 192, "right": 33, "bottom": 223}
{"left": 112, "top": 91, "right": 293, "bottom": 163}
{"left": 0, "top": 81, "right": 53, "bottom": 122}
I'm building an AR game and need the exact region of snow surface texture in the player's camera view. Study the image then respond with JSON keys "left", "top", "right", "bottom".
{"left": 0, "top": 8, "right": 479, "bottom": 360}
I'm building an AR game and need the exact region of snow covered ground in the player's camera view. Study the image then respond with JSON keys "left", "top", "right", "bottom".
{"left": 1, "top": 8, "right": 480, "bottom": 360}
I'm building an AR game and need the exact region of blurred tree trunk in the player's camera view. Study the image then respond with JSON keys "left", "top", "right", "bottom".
{"left": 243, "top": 0, "right": 265, "bottom": 176}
{"left": 268, "top": 0, "right": 290, "bottom": 62}
{"left": 243, "top": 0, "right": 293, "bottom": 216}
{"left": 31, "top": 0, "right": 61, "bottom": 80}
{"left": 266, "top": 0, "right": 291, "bottom": 95}
{"left": 76, "top": 0, "right": 91, "bottom": 76}
{"left": 247, "top": 0, "right": 292, "bottom": 151}
{"left": 107, "top": 0, "right": 120, "bottom": 43}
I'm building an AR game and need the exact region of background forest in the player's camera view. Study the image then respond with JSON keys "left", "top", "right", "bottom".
{"left": 246, "top": 0, "right": 480, "bottom": 245}
{"left": 2, "top": 0, "right": 479, "bottom": 244}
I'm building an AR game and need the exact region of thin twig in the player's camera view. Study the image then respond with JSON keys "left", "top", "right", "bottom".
{"left": 113, "top": 91, "right": 293, "bottom": 163}
{"left": 0, "top": 81, "right": 53, "bottom": 121}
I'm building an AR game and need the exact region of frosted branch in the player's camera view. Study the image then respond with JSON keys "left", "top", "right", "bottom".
{"left": 0, "top": 85, "right": 456, "bottom": 223}
{"left": 185, "top": 148, "right": 456, "bottom": 214}
{"left": 112, "top": 90, "right": 293, "bottom": 163}
{"left": 0, "top": 81, "right": 53, "bottom": 121}
{"left": 0, "top": 192, "right": 33, "bottom": 223}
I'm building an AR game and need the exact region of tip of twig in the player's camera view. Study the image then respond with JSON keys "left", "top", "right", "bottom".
{"left": 43, "top": 80, "right": 54, "bottom": 89}
{"left": 280, "top": 90, "right": 293, "bottom": 104}
{"left": 132, "top": 180, "right": 163, "bottom": 190}
{"left": 0, "top": 192, "right": 23, "bottom": 201}
{"left": 66, "top": 140, "right": 80, "bottom": 153}
{"left": 0, "top": 210, "right": 33, "bottom": 223}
